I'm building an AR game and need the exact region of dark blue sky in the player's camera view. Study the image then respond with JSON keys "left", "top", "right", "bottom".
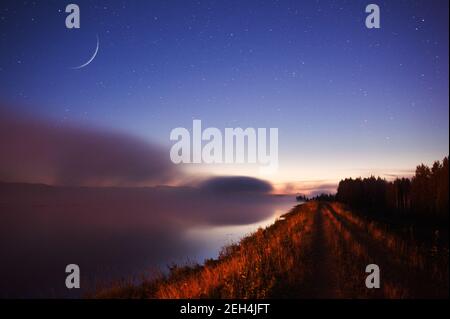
{"left": 0, "top": 0, "right": 448, "bottom": 188}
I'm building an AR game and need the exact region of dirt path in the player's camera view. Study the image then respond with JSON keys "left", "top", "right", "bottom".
{"left": 297, "top": 204, "right": 337, "bottom": 299}
{"left": 305, "top": 203, "right": 338, "bottom": 298}
{"left": 332, "top": 202, "right": 448, "bottom": 297}
{"left": 298, "top": 202, "right": 449, "bottom": 298}
{"left": 289, "top": 202, "right": 448, "bottom": 298}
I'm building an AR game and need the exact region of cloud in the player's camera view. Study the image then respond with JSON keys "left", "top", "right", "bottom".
{"left": 199, "top": 176, "right": 273, "bottom": 194}
{"left": 305, "top": 184, "right": 337, "bottom": 197}
{"left": 0, "top": 110, "right": 176, "bottom": 186}
{"left": 276, "top": 180, "right": 337, "bottom": 196}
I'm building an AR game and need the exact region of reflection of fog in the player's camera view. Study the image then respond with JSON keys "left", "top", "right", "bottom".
{"left": 185, "top": 202, "right": 295, "bottom": 263}
{"left": 0, "top": 183, "right": 294, "bottom": 298}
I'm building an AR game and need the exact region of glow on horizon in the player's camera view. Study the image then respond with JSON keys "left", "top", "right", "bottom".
{"left": 178, "top": 145, "right": 450, "bottom": 194}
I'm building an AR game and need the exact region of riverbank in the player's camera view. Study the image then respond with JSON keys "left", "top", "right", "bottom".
{"left": 95, "top": 201, "right": 449, "bottom": 298}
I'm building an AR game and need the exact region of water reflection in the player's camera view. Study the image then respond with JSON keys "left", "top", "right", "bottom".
{"left": 0, "top": 182, "right": 296, "bottom": 298}
{"left": 186, "top": 201, "right": 296, "bottom": 263}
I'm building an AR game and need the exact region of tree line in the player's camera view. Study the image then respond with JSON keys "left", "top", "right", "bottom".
{"left": 336, "top": 157, "right": 448, "bottom": 220}
{"left": 296, "top": 193, "right": 335, "bottom": 202}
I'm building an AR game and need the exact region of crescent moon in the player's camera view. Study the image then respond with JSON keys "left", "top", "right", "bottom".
{"left": 71, "top": 34, "right": 99, "bottom": 70}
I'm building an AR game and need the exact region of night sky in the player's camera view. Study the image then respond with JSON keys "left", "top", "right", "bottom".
{"left": 0, "top": 0, "right": 448, "bottom": 192}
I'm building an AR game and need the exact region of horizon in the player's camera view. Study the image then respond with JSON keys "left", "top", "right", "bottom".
{"left": 0, "top": 108, "right": 446, "bottom": 195}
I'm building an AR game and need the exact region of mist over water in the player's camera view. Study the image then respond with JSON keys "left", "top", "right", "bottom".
{"left": 0, "top": 109, "right": 297, "bottom": 298}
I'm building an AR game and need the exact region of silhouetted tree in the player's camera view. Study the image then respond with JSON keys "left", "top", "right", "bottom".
{"left": 336, "top": 157, "right": 448, "bottom": 221}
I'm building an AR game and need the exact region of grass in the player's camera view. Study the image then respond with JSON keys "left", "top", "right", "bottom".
{"left": 94, "top": 201, "right": 449, "bottom": 299}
